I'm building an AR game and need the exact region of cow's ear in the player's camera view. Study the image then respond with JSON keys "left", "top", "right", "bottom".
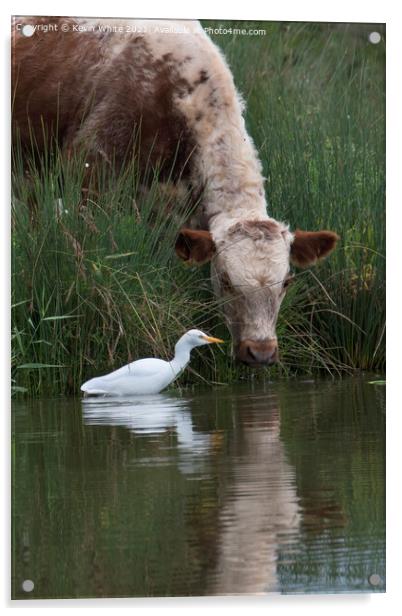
{"left": 290, "top": 230, "right": 340, "bottom": 268}
{"left": 175, "top": 228, "right": 216, "bottom": 264}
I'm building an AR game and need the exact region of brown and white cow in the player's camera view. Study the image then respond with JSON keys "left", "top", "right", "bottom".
{"left": 12, "top": 17, "right": 339, "bottom": 365}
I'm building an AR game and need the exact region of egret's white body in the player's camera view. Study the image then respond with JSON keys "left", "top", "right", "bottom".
{"left": 80, "top": 329, "right": 223, "bottom": 396}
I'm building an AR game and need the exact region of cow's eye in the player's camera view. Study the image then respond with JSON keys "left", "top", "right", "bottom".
{"left": 283, "top": 274, "right": 295, "bottom": 290}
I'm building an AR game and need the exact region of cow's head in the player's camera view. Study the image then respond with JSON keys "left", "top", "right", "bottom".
{"left": 175, "top": 220, "right": 339, "bottom": 366}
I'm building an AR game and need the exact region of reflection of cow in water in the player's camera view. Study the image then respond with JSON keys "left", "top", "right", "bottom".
{"left": 81, "top": 389, "right": 302, "bottom": 594}
{"left": 12, "top": 17, "right": 339, "bottom": 365}
{"left": 207, "top": 393, "right": 301, "bottom": 594}
{"left": 81, "top": 386, "right": 351, "bottom": 594}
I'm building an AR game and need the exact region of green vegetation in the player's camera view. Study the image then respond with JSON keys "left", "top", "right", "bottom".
{"left": 11, "top": 22, "right": 385, "bottom": 396}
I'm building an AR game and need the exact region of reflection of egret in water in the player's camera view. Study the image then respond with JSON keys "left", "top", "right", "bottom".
{"left": 81, "top": 394, "right": 212, "bottom": 474}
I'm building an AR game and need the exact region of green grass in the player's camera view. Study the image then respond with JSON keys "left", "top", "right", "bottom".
{"left": 11, "top": 22, "right": 385, "bottom": 396}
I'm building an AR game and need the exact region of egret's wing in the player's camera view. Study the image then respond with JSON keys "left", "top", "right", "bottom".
{"left": 80, "top": 358, "right": 172, "bottom": 394}
{"left": 100, "top": 358, "right": 170, "bottom": 381}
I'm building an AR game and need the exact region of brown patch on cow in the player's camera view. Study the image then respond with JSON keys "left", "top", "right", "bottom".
{"left": 207, "top": 87, "right": 219, "bottom": 108}
{"left": 175, "top": 228, "right": 216, "bottom": 264}
{"left": 177, "top": 55, "right": 193, "bottom": 68}
{"left": 228, "top": 219, "right": 283, "bottom": 240}
{"left": 290, "top": 230, "right": 340, "bottom": 268}
{"left": 194, "top": 69, "right": 209, "bottom": 86}
{"left": 257, "top": 219, "right": 283, "bottom": 237}
{"left": 175, "top": 76, "right": 195, "bottom": 98}
{"left": 219, "top": 272, "right": 235, "bottom": 293}
{"left": 12, "top": 18, "right": 197, "bottom": 184}
{"left": 256, "top": 274, "right": 270, "bottom": 287}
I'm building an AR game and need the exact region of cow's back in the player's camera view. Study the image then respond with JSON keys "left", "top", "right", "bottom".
{"left": 11, "top": 18, "right": 208, "bottom": 176}
{"left": 12, "top": 18, "right": 102, "bottom": 149}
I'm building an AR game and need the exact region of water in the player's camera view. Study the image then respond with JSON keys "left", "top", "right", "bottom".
{"left": 12, "top": 377, "right": 385, "bottom": 598}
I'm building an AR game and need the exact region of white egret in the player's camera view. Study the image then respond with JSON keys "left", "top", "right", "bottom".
{"left": 80, "top": 329, "right": 224, "bottom": 396}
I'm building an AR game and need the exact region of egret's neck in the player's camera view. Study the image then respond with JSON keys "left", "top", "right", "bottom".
{"left": 169, "top": 338, "right": 193, "bottom": 376}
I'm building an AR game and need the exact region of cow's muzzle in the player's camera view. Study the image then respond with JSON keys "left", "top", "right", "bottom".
{"left": 236, "top": 338, "right": 279, "bottom": 366}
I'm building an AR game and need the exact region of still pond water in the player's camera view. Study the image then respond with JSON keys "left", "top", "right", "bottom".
{"left": 12, "top": 376, "right": 385, "bottom": 599}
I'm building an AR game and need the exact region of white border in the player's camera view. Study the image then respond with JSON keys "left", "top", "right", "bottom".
{"left": 2, "top": 1, "right": 401, "bottom": 614}
{"left": 4, "top": 0, "right": 395, "bottom": 22}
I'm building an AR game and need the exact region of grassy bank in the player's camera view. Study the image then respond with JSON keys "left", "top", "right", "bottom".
{"left": 11, "top": 22, "right": 385, "bottom": 396}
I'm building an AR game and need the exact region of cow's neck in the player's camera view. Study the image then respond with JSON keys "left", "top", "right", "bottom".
{"left": 171, "top": 34, "right": 270, "bottom": 236}
{"left": 190, "top": 116, "right": 269, "bottom": 239}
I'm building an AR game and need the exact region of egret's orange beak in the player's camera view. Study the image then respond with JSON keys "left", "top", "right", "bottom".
{"left": 202, "top": 335, "right": 225, "bottom": 344}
